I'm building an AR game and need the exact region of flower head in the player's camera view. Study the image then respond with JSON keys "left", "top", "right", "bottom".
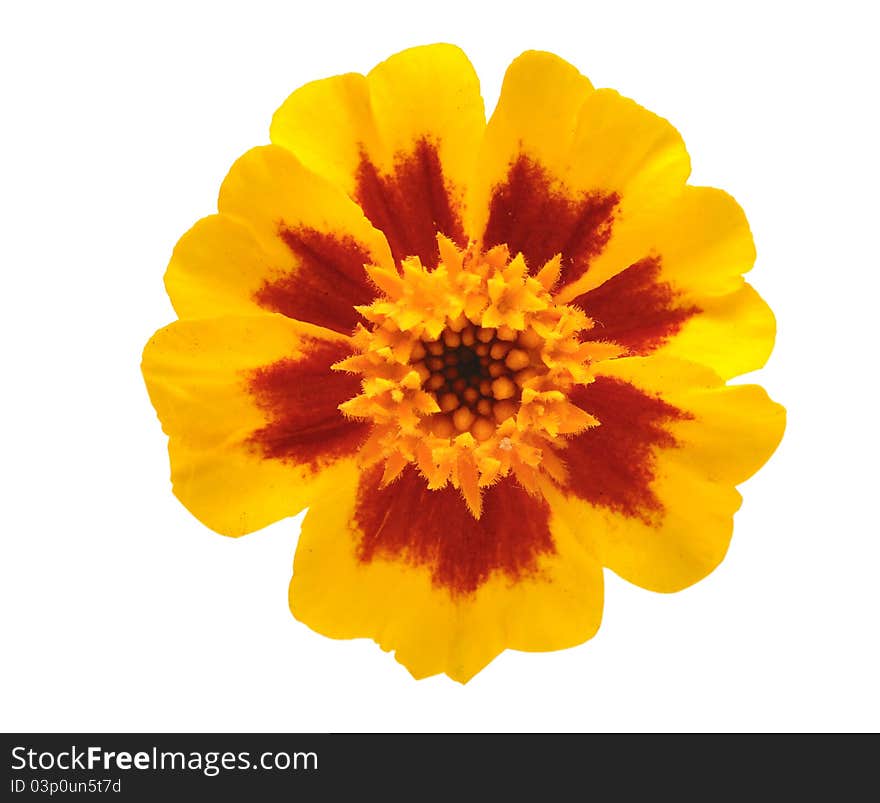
{"left": 143, "top": 45, "right": 785, "bottom": 682}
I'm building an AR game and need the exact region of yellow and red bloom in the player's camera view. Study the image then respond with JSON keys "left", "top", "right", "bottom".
{"left": 142, "top": 45, "right": 785, "bottom": 682}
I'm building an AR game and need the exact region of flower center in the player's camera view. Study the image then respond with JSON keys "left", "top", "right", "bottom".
{"left": 415, "top": 323, "right": 545, "bottom": 441}
{"left": 334, "top": 236, "right": 624, "bottom": 518}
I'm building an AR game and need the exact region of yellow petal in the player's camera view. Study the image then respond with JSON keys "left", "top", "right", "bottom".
{"left": 472, "top": 50, "right": 689, "bottom": 289}
{"left": 271, "top": 44, "right": 485, "bottom": 267}
{"left": 564, "top": 186, "right": 774, "bottom": 379}
{"left": 165, "top": 145, "right": 394, "bottom": 334}
{"left": 568, "top": 88, "right": 690, "bottom": 212}
{"left": 552, "top": 356, "right": 784, "bottom": 592}
{"left": 142, "top": 315, "right": 366, "bottom": 536}
{"left": 597, "top": 356, "right": 786, "bottom": 485}
{"left": 470, "top": 51, "right": 595, "bottom": 238}
{"left": 290, "top": 466, "right": 603, "bottom": 682}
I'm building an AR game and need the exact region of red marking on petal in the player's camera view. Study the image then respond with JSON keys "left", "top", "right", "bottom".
{"left": 483, "top": 155, "right": 619, "bottom": 285}
{"left": 254, "top": 227, "right": 376, "bottom": 335}
{"left": 355, "top": 138, "right": 466, "bottom": 268}
{"left": 564, "top": 377, "right": 690, "bottom": 521}
{"left": 574, "top": 257, "right": 700, "bottom": 354}
{"left": 353, "top": 466, "right": 555, "bottom": 596}
{"left": 248, "top": 339, "right": 369, "bottom": 469}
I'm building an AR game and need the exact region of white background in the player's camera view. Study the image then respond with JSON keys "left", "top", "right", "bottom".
{"left": 2, "top": 0, "right": 878, "bottom": 732}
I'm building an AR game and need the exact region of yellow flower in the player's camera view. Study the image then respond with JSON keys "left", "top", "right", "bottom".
{"left": 142, "top": 45, "right": 785, "bottom": 683}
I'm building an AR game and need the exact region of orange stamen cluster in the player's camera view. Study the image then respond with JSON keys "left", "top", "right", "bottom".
{"left": 415, "top": 323, "right": 543, "bottom": 442}
{"left": 334, "top": 235, "right": 625, "bottom": 518}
